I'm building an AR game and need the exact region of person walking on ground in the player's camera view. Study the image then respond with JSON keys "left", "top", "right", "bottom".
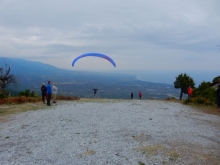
{"left": 139, "top": 91, "right": 142, "bottom": 99}
{"left": 46, "top": 81, "right": 52, "bottom": 106}
{"left": 40, "top": 83, "right": 47, "bottom": 103}
{"left": 216, "top": 85, "right": 220, "bottom": 109}
{"left": 131, "top": 92, "right": 133, "bottom": 99}
{"left": 52, "top": 83, "right": 58, "bottom": 103}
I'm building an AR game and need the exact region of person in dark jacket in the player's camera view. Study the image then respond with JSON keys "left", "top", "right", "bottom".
{"left": 46, "top": 81, "right": 52, "bottom": 106}
{"left": 131, "top": 92, "right": 133, "bottom": 99}
{"left": 41, "top": 83, "right": 47, "bottom": 103}
{"left": 216, "top": 85, "right": 220, "bottom": 108}
{"left": 93, "top": 88, "right": 98, "bottom": 96}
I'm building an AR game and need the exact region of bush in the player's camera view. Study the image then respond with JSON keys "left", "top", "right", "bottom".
{"left": 19, "top": 89, "right": 35, "bottom": 97}
{"left": 196, "top": 97, "right": 205, "bottom": 104}
{"left": 183, "top": 81, "right": 216, "bottom": 106}
{"left": 184, "top": 96, "right": 215, "bottom": 106}
{"left": 183, "top": 98, "right": 193, "bottom": 104}
{"left": 0, "top": 92, "right": 6, "bottom": 99}
{"left": 57, "top": 95, "right": 79, "bottom": 100}
{"left": 185, "top": 81, "right": 216, "bottom": 105}
{"left": 0, "top": 96, "right": 42, "bottom": 104}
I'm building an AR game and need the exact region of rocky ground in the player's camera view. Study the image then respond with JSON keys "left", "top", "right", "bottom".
{"left": 0, "top": 99, "right": 219, "bottom": 165}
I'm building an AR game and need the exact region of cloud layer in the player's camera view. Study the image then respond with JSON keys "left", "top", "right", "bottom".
{"left": 0, "top": 0, "right": 219, "bottom": 72}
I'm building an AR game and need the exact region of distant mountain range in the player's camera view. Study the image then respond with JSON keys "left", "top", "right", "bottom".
{"left": 0, "top": 57, "right": 180, "bottom": 99}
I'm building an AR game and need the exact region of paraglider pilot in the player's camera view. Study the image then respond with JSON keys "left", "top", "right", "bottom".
{"left": 93, "top": 88, "right": 98, "bottom": 96}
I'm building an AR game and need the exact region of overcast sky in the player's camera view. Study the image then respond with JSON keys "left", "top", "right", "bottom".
{"left": 0, "top": 0, "right": 220, "bottom": 73}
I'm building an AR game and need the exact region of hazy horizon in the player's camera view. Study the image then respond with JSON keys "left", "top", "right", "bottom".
{"left": 1, "top": 56, "right": 218, "bottom": 88}
{"left": 135, "top": 70, "right": 218, "bottom": 86}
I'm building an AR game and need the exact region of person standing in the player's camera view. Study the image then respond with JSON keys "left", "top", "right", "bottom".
{"left": 216, "top": 85, "right": 220, "bottom": 108}
{"left": 139, "top": 91, "right": 142, "bottom": 99}
{"left": 46, "top": 81, "right": 52, "bottom": 106}
{"left": 131, "top": 92, "right": 133, "bottom": 99}
{"left": 40, "top": 83, "right": 47, "bottom": 103}
{"left": 187, "top": 86, "right": 193, "bottom": 99}
{"left": 52, "top": 83, "right": 58, "bottom": 103}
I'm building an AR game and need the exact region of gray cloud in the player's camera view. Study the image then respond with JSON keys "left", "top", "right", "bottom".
{"left": 0, "top": 0, "right": 219, "bottom": 71}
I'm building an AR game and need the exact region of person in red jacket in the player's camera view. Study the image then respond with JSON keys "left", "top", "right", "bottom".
{"left": 187, "top": 86, "right": 193, "bottom": 99}
{"left": 139, "top": 91, "right": 142, "bottom": 99}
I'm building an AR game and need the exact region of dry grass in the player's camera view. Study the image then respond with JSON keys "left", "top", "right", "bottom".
{"left": 78, "top": 98, "right": 124, "bottom": 103}
{"left": 134, "top": 142, "right": 220, "bottom": 165}
{"left": 164, "top": 99, "right": 220, "bottom": 117}
{"left": 0, "top": 95, "right": 80, "bottom": 119}
{"left": 0, "top": 102, "right": 51, "bottom": 122}
{"left": 132, "top": 132, "right": 151, "bottom": 143}
{"left": 78, "top": 149, "right": 96, "bottom": 158}
{"left": 190, "top": 104, "right": 220, "bottom": 117}
{"left": 134, "top": 145, "right": 164, "bottom": 158}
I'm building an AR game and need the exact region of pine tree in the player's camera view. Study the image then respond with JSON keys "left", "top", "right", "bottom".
{"left": 174, "top": 73, "right": 195, "bottom": 100}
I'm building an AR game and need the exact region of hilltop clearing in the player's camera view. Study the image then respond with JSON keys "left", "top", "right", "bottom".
{"left": 0, "top": 99, "right": 219, "bottom": 164}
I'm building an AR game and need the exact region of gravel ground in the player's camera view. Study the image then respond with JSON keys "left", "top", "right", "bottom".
{"left": 0, "top": 99, "right": 220, "bottom": 165}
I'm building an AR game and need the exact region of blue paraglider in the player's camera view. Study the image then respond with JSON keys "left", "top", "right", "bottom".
{"left": 72, "top": 53, "right": 116, "bottom": 67}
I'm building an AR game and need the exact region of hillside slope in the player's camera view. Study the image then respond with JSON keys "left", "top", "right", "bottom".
{"left": 0, "top": 57, "right": 179, "bottom": 99}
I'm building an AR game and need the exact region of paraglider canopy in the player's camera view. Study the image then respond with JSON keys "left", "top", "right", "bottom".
{"left": 72, "top": 53, "right": 116, "bottom": 67}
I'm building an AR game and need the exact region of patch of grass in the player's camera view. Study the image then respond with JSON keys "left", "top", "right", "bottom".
{"left": 188, "top": 104, "right": 220, "bottom": 117}
{"left": 0, "top": 96, "right": 80, "bottom": 118}
{"left": 85, "top": 150, "right": 96, "bottom": 156}
{"left": 0, "top": 102, "right": 47, "bottom": 115}
{"left": 134, "top": 142, "right": 220, "bottom": 164}
{"left": 78, "top": 98, "right": 124, "bottom": 103}
{"left": 138, "top": 161, "right": 145, "bottom": 165}
{"left": 164, "top": 98, "right": 220, "bottom": 117}
{"left": 132, "top": 133, "right": 151, "bottom": 143}
{"left": 0, "top": 95, "right": 79, "bottom": 105}
{"left": 56, "top": 95, "right": 80, "bottom": 100}
{"left": 134, "top": 145, "right": 164, "bottom": 158}
{"left": 166, "top": 151, "right": 179, "bottom": 161}
{"left": 165, "top": 97, "right": 178, "bottom": 101}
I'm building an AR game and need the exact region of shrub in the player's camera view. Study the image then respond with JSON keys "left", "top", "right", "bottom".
{"left": 184, "top": 96, "right": 215, "bottom": 106}
{"left": 184, "top": 81, "right": 216, "bottom": 106}
{"left": 19, "top": 89, "right": 35, "bottom": 97}
{"left": 0, "top": 92, "right": 6, "bottom": 99}
{"left": 57, "top": 95, "right": 79, "bottom": 100}
{"left": 196, "top": 97, "right": 205, "bottom": 104}
{"left": 183, "top": 98, "right": 193, "bottom": 104}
